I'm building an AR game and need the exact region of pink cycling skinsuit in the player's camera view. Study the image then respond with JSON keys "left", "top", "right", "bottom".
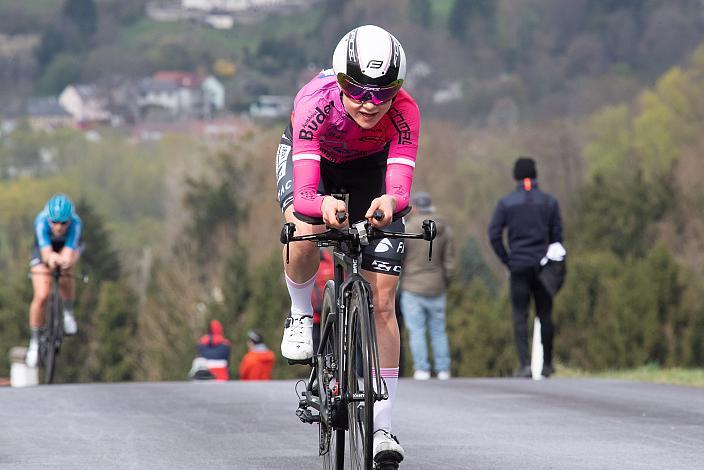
{"left": 276, "top": 69, "right": 420, "bottom": 218}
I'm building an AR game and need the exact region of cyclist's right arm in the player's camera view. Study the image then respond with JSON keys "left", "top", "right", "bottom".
{"left": 291, "top": 154, "right": 348, "bottom": 226}
{"left": 290, "top": 91, "right": 350, "bottom": 227}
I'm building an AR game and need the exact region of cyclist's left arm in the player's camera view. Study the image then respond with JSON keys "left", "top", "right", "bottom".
{"left": 61, "top": 215, "right": 83, "bottom": 268}
{"left": 369, "top": 97, "right": 420, "bottom": 227}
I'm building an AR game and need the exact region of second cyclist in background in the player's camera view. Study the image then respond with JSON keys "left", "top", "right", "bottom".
{"left": 275, "top": 24, "right": 420, "bottom": 465}
{"left": 26, "top": 194, "right": 83, "bottom": 368}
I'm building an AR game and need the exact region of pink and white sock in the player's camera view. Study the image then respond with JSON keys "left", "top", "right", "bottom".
{"left": 285, "top": 272, "right": 315, "bottom": 317}
{"left": 373, "top": 367, "right": 399, "bottom": 432}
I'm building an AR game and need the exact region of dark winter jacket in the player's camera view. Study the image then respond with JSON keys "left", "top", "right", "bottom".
{"left": 488, "top": 179, "right": 562, "bottom": 268}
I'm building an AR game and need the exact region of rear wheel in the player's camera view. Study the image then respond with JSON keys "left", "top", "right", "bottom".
{"left": 320, "top": 282, "right": 345, "bottom": 470}
{"left": 346, "top": 281, "right": 374, "bottom": 469}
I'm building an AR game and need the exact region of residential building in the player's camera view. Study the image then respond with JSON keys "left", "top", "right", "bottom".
{"left": 138, "top": 71, "right": 225, "bottom": 120}
{"left": 249, "top": 95, "right": 292, "bottom": 119}
{"left": 25, "top": 97, "right": 73, "bottom": 131}
{"left": 58, "top": 84, "right": 112, "bottom": 126}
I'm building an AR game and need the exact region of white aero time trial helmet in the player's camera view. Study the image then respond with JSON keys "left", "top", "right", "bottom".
{"left": 332, "top": 25, "right": 406, "bottom": 104}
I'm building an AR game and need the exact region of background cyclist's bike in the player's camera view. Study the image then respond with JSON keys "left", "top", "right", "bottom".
{"left": 281, "top": 207, "right": 436, "bottom": 470}
{"left": 35, "top": 268, "right": 86, "bottom": 384}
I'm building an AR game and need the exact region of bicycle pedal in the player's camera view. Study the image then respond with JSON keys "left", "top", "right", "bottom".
{"left": 295, "top": 407, "right": 320, "bottom": 424}
{"left": 287, "top": 358, "right": 314, "bottom": 366}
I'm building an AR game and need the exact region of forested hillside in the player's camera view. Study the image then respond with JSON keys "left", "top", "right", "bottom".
{"left": 3, "top": 0, "right": 704, "bottom": 121}
{"left": 1, "top": 1, "right": 704, "bottom": 381}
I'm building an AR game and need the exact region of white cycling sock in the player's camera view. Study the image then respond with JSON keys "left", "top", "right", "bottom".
{"left": 373, "top": 367, "right": 399, "bottom": 432}
{"left": 285, "top": 273, "right": 315, "bottom": 317}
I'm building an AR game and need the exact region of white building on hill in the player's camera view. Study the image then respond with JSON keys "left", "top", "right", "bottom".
{"left": 182, "top": 0, "right": 309, "bottom": 12}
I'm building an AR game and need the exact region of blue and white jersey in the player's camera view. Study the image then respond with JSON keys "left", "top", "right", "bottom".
{"left": 34, "top": 207, "right": 83, "bottom": 249}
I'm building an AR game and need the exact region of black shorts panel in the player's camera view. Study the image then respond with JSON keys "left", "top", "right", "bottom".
{"left": 275, "top": 124, "right": 294, "bottom": 211}
{"left": 360, "top": 217, "right": 406, "bottom": 276}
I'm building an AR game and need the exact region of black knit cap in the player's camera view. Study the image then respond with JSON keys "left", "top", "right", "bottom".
{"left": 513, "top": 157, "right": 537, "bottom": 180}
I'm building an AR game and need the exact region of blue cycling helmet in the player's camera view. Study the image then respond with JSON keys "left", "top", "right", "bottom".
{"left": 47, "top": 194, "right": 74, "bottom": 223}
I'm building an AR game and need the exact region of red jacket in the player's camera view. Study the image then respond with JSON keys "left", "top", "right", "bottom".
{"left": 239, "top": 346, "right": 275, "bottom": 380}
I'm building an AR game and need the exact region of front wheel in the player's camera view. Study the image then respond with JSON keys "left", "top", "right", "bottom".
{"left": 320, "top": 281, "right": 345, "bottom": 470}
{"left": 346, "top": 281, "right": 374, "bottom": 470}
{"left": 42, "top": 290, "right": 62, "bottom": 384}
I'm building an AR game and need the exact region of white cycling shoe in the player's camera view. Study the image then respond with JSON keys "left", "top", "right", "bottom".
{"left": 281, "top": 315, "right": 313, "bottom": 361}
{"left": 63, "top": 310, "right": 77, "bottom": 336}
{"left": 26, "top": 340, "right": 39, "bottom": 368}
{"left": 373, "top": 429, "right": 404, "bottom": 465}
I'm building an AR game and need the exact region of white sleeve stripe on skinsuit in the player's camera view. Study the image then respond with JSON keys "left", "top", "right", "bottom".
{"left": 292, "top": 153, "right": 321, "bottom": 162}
{"left": 387, "top": 157, "right": 415, "bottom": 167}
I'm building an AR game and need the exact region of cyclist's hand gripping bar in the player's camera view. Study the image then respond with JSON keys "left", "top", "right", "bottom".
{"left": 292, "top": 206, "right": 408, "bottom": 227}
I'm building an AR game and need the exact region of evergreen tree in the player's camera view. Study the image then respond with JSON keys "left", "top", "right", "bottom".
{"left": 448, "top": 0, "right": 495, "bottom": 42}
{"left": 446, "top": 279, "right": 514, "bottom": 376}
{"left": 219, "top": 242, "right": 251, "bottom": 326}
{"left": 35, "top": 27, "right": 65, "bottom": 69}
{"left": 447, "top": 0, "right": 469, "bottom": 40}
{"left": 35, "top": 0, "right": 96, "bottom": 70}
{"left": 75, "top": 199, "right": 121, "bottom": 282}
{"left": 62, "top": 0, "right": 97, "bottom": 39}
{"left": 409, "top": 0, "right": 432, "bottom": 28}
{"left": 90, "top": 281, "right": 139, "bottom": 382}
{"left": 183, "top": 154, "right": 247, "bottom": 261}
{"left": 572, "top": 171, "right": 674, "bottom": 258}
{"left": 457, "top": 235, "right": 496, "bottom": 293}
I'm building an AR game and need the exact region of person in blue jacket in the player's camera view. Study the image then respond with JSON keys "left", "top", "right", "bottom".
{"left": 488, "top": 157, "right": 563, "bottom": 378}
{"left": 26, "top": 194, "right": 83, "bottom": 367}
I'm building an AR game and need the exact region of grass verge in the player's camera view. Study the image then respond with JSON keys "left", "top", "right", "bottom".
{"left": 557, "top": 363, "right": 704, "bottom": 388}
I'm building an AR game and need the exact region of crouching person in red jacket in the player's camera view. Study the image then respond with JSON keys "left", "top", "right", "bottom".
{"left": 239, "top": 330, "right": 275, "bottom": 380}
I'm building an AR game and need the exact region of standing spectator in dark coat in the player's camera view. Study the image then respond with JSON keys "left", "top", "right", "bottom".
{"left": 488, "top": 157, "right": 563, "bottom": 378}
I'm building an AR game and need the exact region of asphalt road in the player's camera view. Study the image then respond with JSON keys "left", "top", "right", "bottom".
{"left": 1, "top": 378, "right": 703, "bottom": 469}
